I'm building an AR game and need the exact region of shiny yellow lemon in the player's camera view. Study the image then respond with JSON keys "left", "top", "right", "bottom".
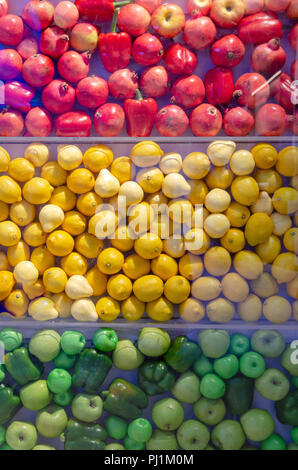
{"left": 0, "top": 175, "right": 22, "bottom": 203}
{"left": 46, "top": 230, "right": 74, "bottom": 257}
{"left": 67, "top": 168, "right": 95, "bottom": 194}
{"left": 30, "top": 245, "right": 55, "bottom": 274}
{"left": 41, "top": 161, "right": 67, "bottom": 186}
{"left": 4, "top": 289, "right": 28, "bottom": 317}
{"left": 272, "top": 252, "right": 298, "bottom": 283}
{"left": 23, "top": 222, "right": 47, "bottom": 247}
{"left": 234, "top": 250, "right": 263, "bottom": 280}
{"left": 111, "top": 225, "right": 135, "bottom": 252}
{"left": 245, "top": 213, "right": 274, "bottom": 246}
{"left": 220, "top": 228, "right": 245, "bottom": 253}
{"left": 204, "top": 214, "right": 230, "bottom": 238}
{"left": 225, "top": 202, "right": 250, "bottom": 228}
{"left": 0, "top": 146, "right": 10, "bottom": 171}
{"left": 122, "top": 254, "right": 151, "bottom": 280}
{"left": 130, "top": 141, "right": 163, "bottom": 167}
{"left": 0, "top": 201, "right": 8, "bottom": 222}
{"left": 128, "top": 202, "right": 154, "bottom": 235}
{"left": 107, "top": 274, "right": 133, "bottom": 301}
{"left": 178, "top": 253, "right": 203, "bottom": 280}
{"left": 251, "top": 143, "right": 278, "bottom": 169}
{"left": 151, "top": 254, "right": 178, "bottom": 281}
{"left": 23, "top": 177, "right": 54, "bottom": 204}
{"left": 75, "top": 233, "right": 103, "bottom": 259}
{"left": 147, "top": 296, "right": 174, "bottom": 322}
{"left": 230, "top": 150, "right": 255, "bottom": 175}
{"left": 164, "top": 275, "right": 191, "bottom": 304}
{"left": 111, "top": 156, "right": 136, "bottom": 183}
{"left": 254, "top": 169, "right": 282, "bottom": 194}
{"left": 0, "top": 271, "right": 15, "bottom": 301}
{"left": 272, "top": 187, "right": 298, "bottom": 215}
{"left": 85, "top": 266, "right": 107, "bottom": 297}
{"left": 204, "top": 189, "right": 231, "bottom": 213}
{"left": 97, "top": 247, "right": 124, "bottom": 275}
{"left": 83, "top": 144, "right": 113, "bottom": 172}
{"left": 96, "top": 296, "right": 120, "bottom": 321}
{"left": 136, "top": 167, "right": 164, "bottom": 193}
{"left": 43, "top": 267, "right": 68, "bottom": 294}
{"left": 62, "top": 210, "right": 87, "bottom": 236}
{"left": 184, "top": 228, "right": 210, "bottom": 255}
{"left": 178, "top": 298, "right": 205, "bottom": 323}
{"left": 283, "top": 228, "right": 298, "bottom": 253}
{"left": 276, "top": 146, "right": 298, "bottom": 177}
{"left": 9, "top": 200, "right": 36, "bottom": 226}
{"left": 204, "top": 247, "right": 231, "bottom": 277}
{"left": 25, "top": 143, "right": 49, "bottom": 167}
{"left": 76, "top": 191, "right": 103, "bottom": 217}
{"left": 8, "top": 158, "right": 34, "bottom": 182}
{"left": 133, "top": 275, "right": 164, "bottom": 302}
{"left": 0, "top": 221, "right": 21, "bottom": 246}
{"left": 206, "top": 166, "right": 234, "bottom": 190}
{"left": 121, "top": 295, "right": 145, "bottom": 321}
{"left": 134, "top": 232, "right": 163, "bottom": 259}
{"left": 231, "top": 176, "right": 259, "bottom": 206}
{"left": 61, "top": 252, "right": 88, "bottom": 276}
{"left": 255, "top": 234, "right": 281, "bottom": 264}
{"left": 7, "top": 241, "right": 30, "bottom": 267}
{"left": 57, "top": 144, "right": 83, "bottom": 170}
{"left": 182, "top": 152, "right": 210, "bottom": 179}
{"left": 188, "top": 179, "right": 209, "bottom": 204}
{"left": 50, "top": 185, "right": 77, "bottom": 211}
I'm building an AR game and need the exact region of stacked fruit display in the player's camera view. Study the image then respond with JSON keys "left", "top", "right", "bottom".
{"left": 0, "top": 140, "right": 297, "bottom": 324}
{"left": 0, "top": 0, "right": 297, "bottom": 137}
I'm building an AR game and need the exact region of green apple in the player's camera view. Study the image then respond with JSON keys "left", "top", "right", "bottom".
{"left": 281, "top": 346, "right": 298, "bottom": 377}
{"left": 72, "top": 393, "right": 103, "bottom": 423}
{"left": 251, "top": 330, "right": 285, "bottom": 358}
{"left": 193, "top": 397, "right": 226, "bottom": 426}
{"left": 146, "top": 430, "right": 178, "bottom": 450}
{"left": 211, "top": 420, "right": 245, "bottom": 450}
{"left": 29, "top": 329, "right": 61, "bottom": 362}
{"left": 240, "top": 409, "right": 275, "bottom": 442}
{"left": 112, "top": 340, "right": 144, "bottom": 370}
{"left": 177, "top": 420, "right": 210, "bottom": 450}
{"left": 33, "top": 445, "right": 56, "bottom": 450}
{"left": 171, "top": 372, "right": 200, "bottom": 404}
{"left": 138, "top": 328, "right": 171, "bottom": 357}
{"left": 105, "top": 443, "right": 125, "bottom": 450}
{"left": 20, "top": 380, "right": 52, "bottom": 411}
{"left": 198, "top": 330, "right": 230, "bottom": 359}
{"left": 288, "top": 443, "right": 298, "bottom": 450}
{"left": 36, "top": 405, "right": 68, "bottom": 438}
{"left": 255, "top": 368, "right": 290, "bottom": 401}
{"left": 6, "top": 421, "right": 37, "bottom": 450}
{"left": 152, "top": 398, "right": 184, "bottom": 431}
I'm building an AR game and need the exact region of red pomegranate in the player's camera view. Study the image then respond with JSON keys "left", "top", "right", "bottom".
{"left": 40, "top": 26, "right": 70, "bottom": 59}
{"left": 17, "top": 37, "right": 39, "bottom": 60}
{"left": 109, "top": 69, "right": 139, "bottom": 100}
{"left": 0, "top": 14, "right": 24, "bottom": 46}
{"left": 190, "top": 104, "right": 222, "bottom": 136}
{"left": 55, "top": 111, "right": 92, "bottom": 137}
{"left": 155, "top": 105, "right": 189, "bottom": 137}
{"left": 94, "top": 103, "right": 125, "bottom": 137}
{"left": 205, "top": 67, "right": 234, "bottom": 107}
{"left": 289, "top": 24, "right": 298, "bottom": 50}
{"left": 70, "top": 22, "right": 99, "bottom": 52}
{"left": 292, "top": 59, "right": 298, "bottom": 79}
{"left": 256, "top": 103, "right": 289, "bottom": 136}
{"left": 0, "top": 108, "right": 24, "bottom": 136}
{"left": 238, "top": 11, "right": 282, "bottom": 44}
{"left": 140, "top": 66, "right": 169, "bottom": 98}
{"left": 75, "top": 0, "right": 115, "bottom": 23}
{"left": 223, "top": 107, "right": 255, "bottom": 136}
{"left": 171, "top": 75, "right": 205, "bottom": 109}
{"left": 265, "top": 0, "right": 290, "bottom": 12}
{"left": 0, "top": 49, "right": 23, "bottom": 81}
{"left": 22, "top": 0, "right": 54, "bottom": 32}
{"left": 187, "top": 0, "right": 212, "bottom": 16}
{"left": 210, "top": 35, "right": 245, "bottom": 68}
{"left": 183, "top": 15, "right": 217, "bottom": 50}
{"left": 76, "top": 76, "right": 109, "bottom": 108}
{"left": 251, "top": 38, "right": 286, "bottom": 77}
{"left": 164, "top": 43, "right": 197, "bottom": 76}
{"left": 117, "top": 4, "right": 151, "bottom": 37}
{"left": 25, "top": 106, "right": 53, "bottom": 136}
{"left": 132, "top": 33, "right": 164, "bottom": 66}
{"left": 54, "top": 1, "right": 80, "bottom": 29}
{"left": 0, "top": 0, "right": 9, "bottom": 17}
{"left": 57, "top": 51, "right": 91, "bottom": 84}
{"left": 136, "top": 0, "right": 161, "bottom": 14}
{"left": 42, "top": 80, "right": 76, "bottom": 114}
{"left": 271, "top": 73, "right": 296, "bottom": 113}
{"left": 22, "top": 54, "right": 55, "bottom": 88}
{"left": 286, "top": 0, "right": 298, "bottom": 19}
{"left": 233, "top": 73, "right": 270, "bottom": 109}
{"left": 2, "top": 81, "right": 35, "bottom": 113}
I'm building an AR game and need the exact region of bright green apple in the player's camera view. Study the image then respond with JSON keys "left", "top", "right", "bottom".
{"left": 36, "top": 405, "right": 68, "bottom": 438}
{"left": 177, "top": 420, "right": 210, "bottom": 450}
{"left": 240, "top": 409, "right": 275, "bottom": 442}
{"left": 152, "top": 398, "right": 184, "bottom": 431}
{"left": 71, "top": 393, "right": 103, "bottom": 423}
{"left": 193, "top": 397, "right": 226, "bottom": 426}
{"left": 6, "top": 421, "right": 37, "bottom": 450}
{"left": 212, "top": 420, "right": 245, "bottom": 450}
{"left": 171, "top": 372, "right": 200, "bottom": 404}
{"left": 20, "top": 380, "right": 52, "bottom": 411}
{"left": 146, "top": 430, "right": 179, "bottom": 450}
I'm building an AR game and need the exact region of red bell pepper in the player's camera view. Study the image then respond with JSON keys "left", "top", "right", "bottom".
{"left": 124, "top": 89, "right": 157, "bottom": 137}
{"left": 98, "top": 8, "right": 132, "bottom": 73}
{"left": 75, "top": 0, "right": 131, "bottom": 23}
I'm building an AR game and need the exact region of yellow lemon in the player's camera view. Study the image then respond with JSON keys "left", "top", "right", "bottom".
{"left": 164, "top": 275, "right": 190, "bottom": 304}
{"left": 184, "top": 228, "right": 210, "bottom": 255}
{"left": 46, "top": 230, "right": 74, "bottom": 257}
{"left": 271, "top": 212, "right": 292, "bottom": 236}
{"left": 245, "top": 213, "right": 274, "bottom": 246}
{"left": 178, "top": 253, "right": 203, "bottom": 280}
{"left": 41, "top": 161, "right": 67, "bottom": 186}
{"left": 182, "top": 152, "right": 210, "bottom": 179}
{"left": 0, "top": 146, "right": 10, "bottom": 171}
{"left": 62, "top": 210, "right": 87, "bottom": 236}
{"left": 188, "top": 179, "right": 208, "bottom": 204}
{"left": 221, "top": 272, "right": 249, "bottom": 302}
{"left": 204, "top": 247, "right": 231, "bottom": 276}
{"left": 0, "top": 271, "right": 15, "bottom": 301}
{"left": 151, "top": 254, "right": 178, "bottom": 281}
{"left": 134, "top": 232, "right": 163, "bottom": 259}
{"left": 251, "top": 143, "right": 278, "bottom": 169}
{"left": 136, "top": 167, "right": 164, "bottom": 193}
{"left": 4, "top": 289, "right": 28, "bottom": 317}
{"left": 76, "top": 192, "right": 103, "bottom": 216}
{"left": 61, "top": 252, "right": 88, "bottom": 276}
{"left": 286, "top": 277, "right": 298, "bottom": 299}
{"left": 272, "top": 252, "right": 298, "bottom": 283}
{"left": 13, "top": 261, "right": 39, "bottom": 286}
{"left": 8, "top": 158, "right": 34, "bottom": 182}
{"left": 204, "top": 214, "right": 230, "bottom": 238}
{"left": 7, "top": 241, "right": 30, "bottom": 267}
{"left": 118, "top": 181, "right": 144, "bottom": 206}
{"left": 23, "top": 279, "right": 45, "bottom": 300}
{"left": 230, "top": 150, "right": 255, "bottom": 175}
{"left": 178, "top": 298, "right": 205, "bottom": 323}
{"left": 205, "top": 166, "right": 234, "bottom": 190}
{"left": 128, "top": 202, "right": 154, "bottom": 235}
{"left": 75, "top": 233, "right": 103, "bottom": 259}
{"left": 23, "top": 222, "right": 47, "bottom": 247}
{"left": 168, "top": 199, "right": 194, "bottom": 224}
{"left": 254, "top": 169, "right": 282, "bottom": 194}
{"left": 0, "top": 221, "right": 21, "bottom": 247}
{"left": 67, "top": 168, "right": 95, "bottom": 194}
{"left": 147, "top": 296, "right": 174, "bottom": 322}
{"left": 96, "top": 296, "right": 120, "bottom": 321}
{"left": 273, "top": 187, "right": 298, "bottom": 215}
{"left": 89, "top": 210, "right": 118, "bottom": 239}
{"left": 204, "top": 189, "right": 231, "bottom": 213}
{"left": 23, "top": 177, "right": 54, "bottom": 204}
{"left": 122, "top": 254, "right": 151, "bottom": 280}
{"left": 83, "top": 144, "right": 113, "bottom": 172}
{"left": 121, "top": 295, "right": 145, "bottom": 321}
{"left": 107, "top": 274, "right": 133, "bottom": 301}
{"left": 191, "top": 276, "right": 221, "bottom": 301}
{"left": 262, "top": 295, "right": 292, "bottom": 324}
{"left": 0, "top": 175, "right": 22, "bottom": 203}
{"left": 225, "top": 202, "right": 250, "bottom": 228}
{"left": 0, "top": 253, "right": 9, "bottom": 270}
{"left": 163, "top": 236, "right": 185, "bottom": 258}
{"left": 50, "top": 185, "right": 77, "bottom": 211}
{"left": 220, "top": 228, "right": 245, "bottom": 253}
{"left": 133, "top": 275, "right": 164, "bottom": 302}
{"left": 276, "top": 146, "right": 298, "bottom": 177}
{"left": 43, "top": 267, "right": 68, "bottom": 293}
{"left": 284, "top": 228, "right": 298, "bottom": 253}
{"left": 206, "top": 298, "right": 235, "bottom": 323}
{"left": 234, "top": 250, "right": 263, "bottom": 280}
{"left": 30, "top": 245, "right": 55, "bottom": 274}
{"left": 0, "top": 201, "right": 8, "bottom": 222}
{"left": 110, "top": 156, "right": 136, "bottom": 184}
{"left": 97, "top": 247, "right": 124, "bottom": 275}
{"left": 231, "top": 176, "right": 259, "bottom": 206}
{"left": 24, "top": 143, "right": 49, "bottom": 167}
{"left": 238, "top": 294, "right": 262, "bottom": 322}
{"left": 255, "top": 234, "right": 281, "bottom": 264}
{"left": 9, "top": 200, "right": 36, "bottom": 226}
{"left": 85, "top": 266, "right": 107, "bottom": 296}
{"left": 57, "top": 145, "right": 83, "bottom": 170}
{"left": 130, "top": 141, "right": 163, "bottom": 167}
{"left": 111, "top": 226, "right": 135, "bottom": 252}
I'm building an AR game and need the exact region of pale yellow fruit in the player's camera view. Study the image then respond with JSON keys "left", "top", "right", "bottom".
{"left": 251, "top": 272, "right": 279, "bottom": 298}
{"left": 254, "top": 169, "right": 282, "bottom": 194}
{"left": 0, "top": 175, "right": 22, "bottom": 203}
{"left": 245, "top": 213, "right": 274, "bottom": 246}
{"left": 111, "top": 226, "right": 135, "bottom": 252}
{"left": 286, "top": 277, "right": 298, "bottom": 299}
{"left": 71, "top": 299, "right": 98, "bottom": 322}
{"left": 134, "top": 232, "right": 163, "bottom": 259}
{"left": 272, "top": 252, "right": 298, "bottom": 283}
{"left": 147, "top": 297, "right": 174, "bottom": 322}
{"left": 89, "top": 210, "right": 118, "bottom": 239}
{"left": 76, "top": 192, "right": 103, "bottom": 217}
{"left": 191, "top": 207, "right": 208, "bottom": 229}
{"left": 178, "top": 298, "right": 205, "bottom": 323}
{"left": 95, "top": 169, "right": 120, "bottom": 198}
{"left": 263, "top": 295, "right": 292, "bottom": 323}
{"left": 122, "top": 254, "right": 150, "bottom": 280}
{"left": 251, "top": 192, "right": 273, "bottom": 215}
{"left": 50, "top": 186, "right": 77, "bottom": 212}
{"left": 204, "top": 247, "right": 231, "bottom": 276}
{"left": 225, "top": 202, "right": 250, "bottom": 228}
{"left": 164, "top": 275, "right": 190, "bottom": 304}
{"left": 182, "top": 152, "right": 210, "bottom": 179}
{"left": 238, "top": 294, "right": 262, "bottom": 322}
{"left": 283, "top": 227, "right": 298, "bottom": 253}
{"left": 65, "top": 275, "right": 93, "bottom": 300}
{"left": 273, "top": 187, "right": 298, "bottom": 215}
{"left": 67, "top": 168, "right": 95, "bottom": 195}
{"left": 28, "top": 297, "right": 58, "bottom": 321}
{"left": 30, "top": 245, "right": 55, "bottom": 274}
{"left": 207, "top": 140, "right": 236, "bottom": 166}
{"left": 46, "top": 230, "right": 74, "bottom": 257}
{"left": 61, "top": 252, "right": 88, "bottom": 277}
{"left": 188, "top": 179, "right": 208, "bottom": 204}
{"left": 50, "top": 293, "right": 72, "bottom": 318}
{"left": 168, "top": 199, "right": 193, "bottom": 224}
{"left": 8, "top": 158, "right": 35, "bottom": 182}
{"left": 121, "top": 295, "right": 145, "bottom": 321}
{"left": 271, "top": 212, "right": 292, "bottom": 236}
{"left": 204, "top": 214, "right": 230, "bottom": 238}
{"left": 0, "top": 146, "right": 10, "bottom": 171}
{"left": 206, "top": 166, "right": 234, "bottom": 190}
{"left": 83, "top": 144, "right": 113, "bottom": 172}
{"left": 97, "top": 247, "right": 124, "bottom": 275}
{"left": 110, "top": 156, "right": 136, "bottom": 184}
{"left": 0, "top": 201, "right": 8, "bottom": 222}
{"left": 191, "top": 277, "right": 222, "bottom": 301}
{"left": 231, "top": 176, "right": 259, "bottom": 206}
{"left": 150, "top": 214, "right": 174, "bottom": 239}
{"left": 178, "top": 253, "right": 203, "bottom": 280}
{"left": 255, "top": 234, "right": 281, "bottom": 264}
{"left": 162, "top": 173, "right": 191, "bottom": 199}
{"left": 221, "top": 273, "right": 249, "bottom": 302}
{"left": 4, "top": 289, "right": 29, "bottom": 317}
{"left": 151, "top": 254, "right": 178, "bottom": 281}
{"left": 10, "top": 201, "right": 36, "bottom": 226}
{"left": 146, "top": 191, "right": 168, "bottom": 212}
{"left": 14, "top": 261, "right": 39, "bottom": 286}
{"left": 204, "top": 189, "right": 231, "bottom": 213}
{"left": 118, "top": 181, "right": 144, "bottom": 206}
{"left": 39, "top": 204, "right": 64, "bottom": 233}
{"left": 7, "top": 241, "right": 30, "bottom": 267}
{"left": 206, "top": 298, "right": 235, "bottom": 323}
{"left": 23, "top": 280, "right": 45, "bottom": 300}
{"left": 276, "top": 146, "right": 298, "bottom": 177}
{"left": 136, "top": 167, "right": 164, "bottom": 193}
{"left": 130, "top": 141, "right": 163, "bottom": 167}
{"left": 159, "top": 153, "right": 182, "bottom": 174}
{"left": 85, "top": 266, "right": 107, "bottom": 296}
{"left": 0, "top": 221, "right": 21, "bottom": 246}
{"left": 107, "top": 274, "right": 133, "bottom": 301}
{"left": 128, "top": 202, "right": 154, "bottom": 235}
{"left": 25, "top": 143, "right": 49, "bottom": 167}
{"left": 62, "top": 210, "right": 87, "bottom": 236}
{"left": 163, "top": 236, "right": 185, "bottom": 258}
{"left": 0, "top": 252, "right": 9, "bottom": 270}
{"left": 133, "top": 275, "right": 164, "bottom": 302}
{"left": 230, "top": 149, "right": 255, "bottom": 175}
{"left": 184, "top": 228, "right": 210, "bottom": 255}
{"left": 220, "top": 228, "right": 245, "bottom": 253}
{"left": 41, "top": 161, "right": 67, "bottom": 187}
{"left": 234, "top": 250, "right": 263, "bottom": 280}
{"left": 57, "top": 144, "right": 83, "bottom": 170}
{"left": 43, "top": 267, "right": 68, "bottom": 294}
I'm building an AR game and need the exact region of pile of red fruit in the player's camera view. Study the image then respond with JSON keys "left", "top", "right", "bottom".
{"left": 0, "top": 0, "right": 297, "bottom": 137}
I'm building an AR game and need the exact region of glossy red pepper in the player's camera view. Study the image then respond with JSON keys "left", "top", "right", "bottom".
{"left": 75, "top": 0, "right": 131, "bottom": 23}
{"left": 124, "top": 89, "right": 157, "bottom": 137}
{"left": 164, "top": 42, "right": 197, "bottom": 76}
{"left": 98, "top": 8, "right": 132, "bottom": 73}
{"left": 238, "top": 12, "right": 282, "bottom": 44}
{"left": 205, "top": 67, "right": 234, "bottom": 107}
{"left": 271, "top": 73, "right": 296, "bottom": 113}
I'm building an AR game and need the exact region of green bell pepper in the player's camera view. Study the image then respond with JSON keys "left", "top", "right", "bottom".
{"left": 138, "top": 360, "right": 176, "bottom": 395}
{"left": 0, "top": 365, "right": 5, "bottom": 383}
{"left": 72, "top": 349, "right": 112, "bottom": 394}
{"left": 103, "top": 378, "right": 148, "bottom": 420}
{"left": 165, "top": 336, "right": 201, "bottom": 373}
{"left": 276, "top": 389, "right": 298, "bottom": 426}
{"left": 224, "top": 376, "right": 254, "bottom": 416}
{"left": 64, "top": 419, "right": 107, "bottom": 450}
{"left": 0, "top": 384, "right": 21, "bottom": 425}
{"left": 4, "top": 347, "right": 43, "bottom": 385}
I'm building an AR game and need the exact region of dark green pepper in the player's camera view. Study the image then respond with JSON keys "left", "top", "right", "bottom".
{"left": 138, "top": 360, "right": 175, "bottom": 395}
{"left": 276, "top": 389, "right": 298, "bottom": 426}
{"left": 72, "top": 349, "right": 112, "bottom": 393}
{"left": 103, "top": 378, "right": 148, "bottom": 420}
{"left": 224, "top": 376, "right": 254, "bottom": 416}
{"left": 64, "top": 419, "right": 107, "bottom": 450}
{"left": 4, "top": 347, "right": 43, "bottom": 385}
{"left": 165, "top": 336, "right": 201, "bottom": 373}
{"left": 0, "top": 384, "right": 21, "bottom": 425}
{"left": 0, "top": 365, "right": 5, "bottom": 383}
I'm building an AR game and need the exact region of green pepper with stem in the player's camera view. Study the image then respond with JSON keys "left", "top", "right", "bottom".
{"left": 72, "top": 349, "right": 112, "bottom": 393}
{"left": 102, "top": 378, "right": 148, "bottom": 420}
{"left": 4, "top": 347, "right": 43, "bottom": 385}
{"left": 138, "top": 360, "right": 175, "bottom": 396}
{"left": 224, "top": 376, "right": 254, "bottom": 416}
{"left": 63, "top": 419, "right": 107, "bottom": 450}
{"left": 0, "top": 384, "right": 21, "bottom": 425}
{"left": 165, "top": 336, "right": 201, "bottom": 373}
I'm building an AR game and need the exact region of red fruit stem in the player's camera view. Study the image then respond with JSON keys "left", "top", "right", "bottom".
{"left": 111, "top": 7, "right": 119, "bottom": 33}
{"left": 135, "top": 89, "right": 143, "bottom": 101}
